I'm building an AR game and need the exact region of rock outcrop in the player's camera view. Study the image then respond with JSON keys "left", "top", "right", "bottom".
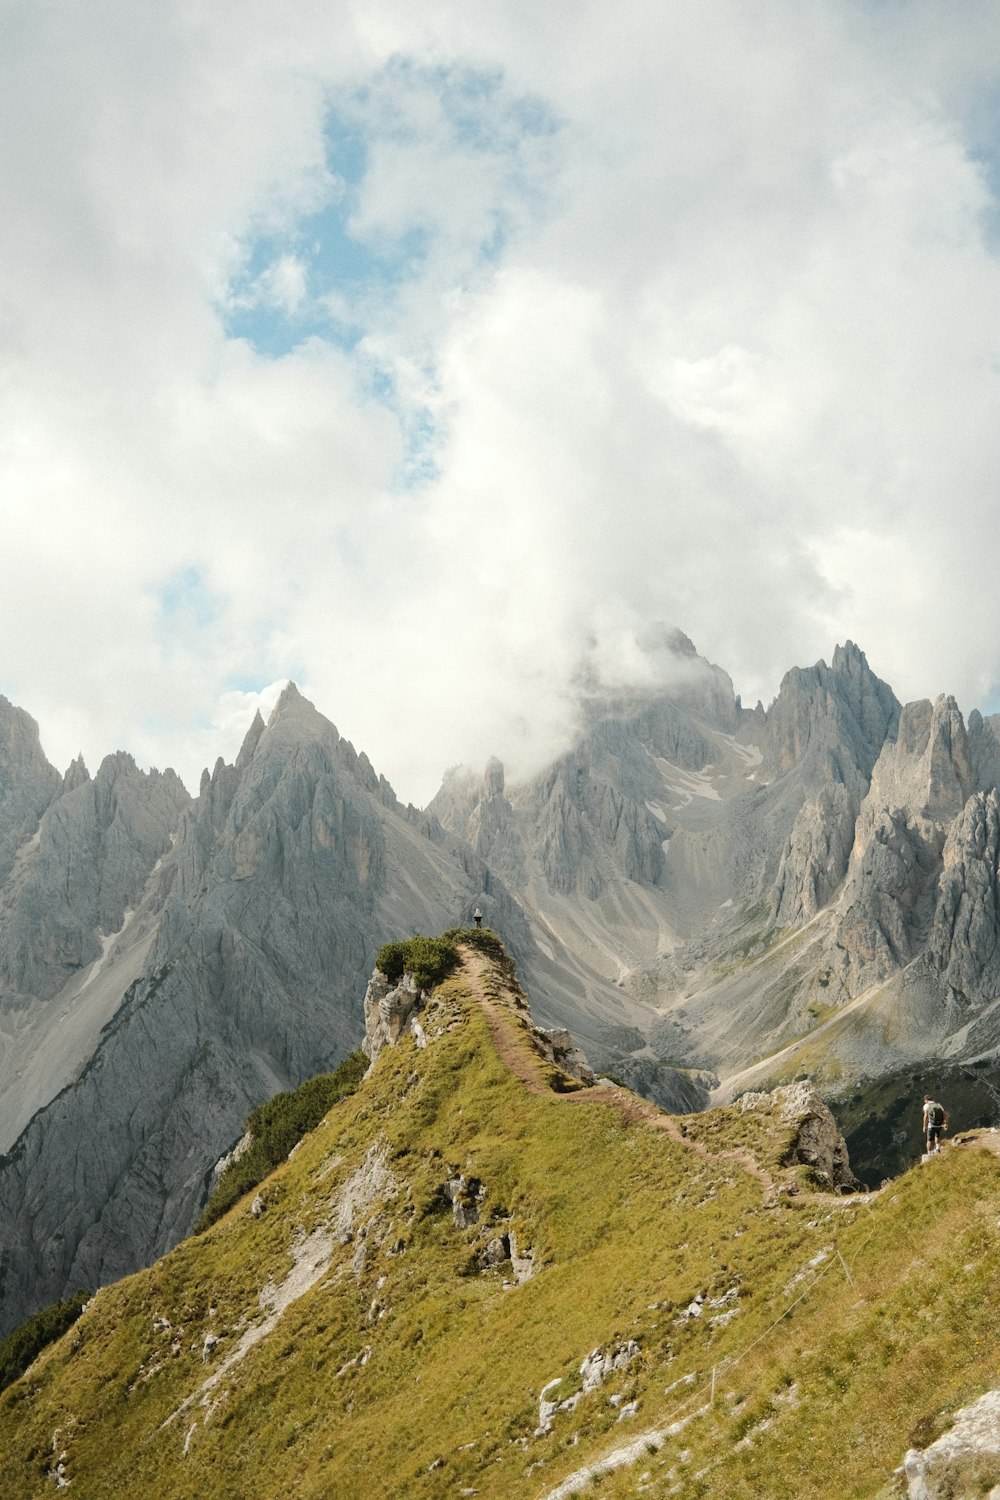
{"left": 899, "top": 1388, "right": 1000, "bottom": 1498}
{"left": 530, "top": 1025, "right": 596, "bottom": 1086}
{"left": 362, "top": 971, "right": 426, "bottom": 1064}
{"left": 361, "top": 950, "right": 597, "bottom": 1089}
{"left": 739, "top": 1082, "right": 862, "bottom": 1192}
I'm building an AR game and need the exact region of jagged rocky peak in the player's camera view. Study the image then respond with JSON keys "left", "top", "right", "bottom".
{"left": 253, "top": 684, "right": 387, "bottom": 797}
{"left": 927, "top": 787, "right": 1000, "bottom": 1002}
{"left": 0, "top": 695, "right": 56, "bottom": 782}
{"left": 762, "top": 640, "right": 900, "bottom": 788}
{"left": 867, "top": 695, "right": 973, "bottom": 826}
{"left": 482, "top": 756, "right": 505, "bottom": 800}
{"left": 967, "top": 709, "right": 1000, "bottom": 794}
{"left": 578, "top": 625, "right": 739, "bottom": 734}
{"left": 426, "top": 764, "right": 479, "bottom": 831}
{"left": 0, "top": 696, "right": 62, "bottom": 884}
{"left": 235, "top": 709, "right": 266, "bottom": 771}
{"left": 463, "top": 758, "right": 521, "bottom": 879}
{"left": 427, "top": 759, "right": 520, "bottom": 875}
{"left": 829, "top": 696, "right": 984, "bottom": 994}
{"left": 266, "top": 680, "right": 335, "bottom": 737}
{"left": 62, "top": 754, "right": 91, "bottom": 792}
{"left": 0, "top": 745, "right": 191, "bottom": 1002}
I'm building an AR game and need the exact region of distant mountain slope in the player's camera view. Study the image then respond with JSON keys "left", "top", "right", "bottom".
{"left": 5, "top": 631, "right": 1000, "bottom": 1339}
{"left": 0, "top": 687, "right": 642, "bottom": 1338}
{"left": 431, "top": 638, "right": 908, "bottom": 1088}
{"left": 0, "top": 747, "right": 191, "bottom": 1154}
{"left": 435, "top": 637, "right": 1000, "bottom": 1122}
{"left": 1, "top": 941, "right": 999, "bottom": 1499}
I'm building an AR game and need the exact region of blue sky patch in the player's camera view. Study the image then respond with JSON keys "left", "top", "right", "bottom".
{"left": 218, "top": 62, "right": 562, "bottom": 490}
{"left": 155, "top": 566, "right": 223, "bottom": 646}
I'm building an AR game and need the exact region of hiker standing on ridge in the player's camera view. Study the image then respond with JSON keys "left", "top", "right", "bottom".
{"left": 922, "top": 1095, "right": 949, "bottom": 1154}
{"left": 473, "top": 907, "right": 483, "bottom": 929}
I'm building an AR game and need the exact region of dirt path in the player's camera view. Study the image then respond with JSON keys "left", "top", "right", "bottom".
{"left": 461, "top": 947, "right": 782, "bottom": 1205}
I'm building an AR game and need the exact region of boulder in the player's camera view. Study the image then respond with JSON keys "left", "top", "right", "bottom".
{"left": 740, "top": 1082, "right": 862, "bottom": 1191}
{"left": 362, "top": 972, "right": 424, "bottom": 1064}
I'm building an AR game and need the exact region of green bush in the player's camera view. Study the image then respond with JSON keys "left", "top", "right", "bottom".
{"left": 0, "top": 1291, "right": 88, "bottom": 1394}
{"left": 194, "top": 1050, "right": 368, "bottom": 1233}
{"left": 376, "top": 928, "right": 509, "bottom": 990}
{"left": 375, "top": 935, "right": 461, "bottom": 990}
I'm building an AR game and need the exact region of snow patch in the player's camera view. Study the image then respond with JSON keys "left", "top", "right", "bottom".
{"left": 653, "top": 759, "right": 722, "bottom": 805}
{"left": 714, "top": 733, "right": 763, "bottom": 768}
{"left": 78, "top": 910, "right": 135, "bottom": 995}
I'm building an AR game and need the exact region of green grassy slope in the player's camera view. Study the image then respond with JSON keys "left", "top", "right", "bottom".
{"left": 2, "top": 943, "right": 1000, "bottom": 1498}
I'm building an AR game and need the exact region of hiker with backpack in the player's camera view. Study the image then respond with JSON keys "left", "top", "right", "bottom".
{"left": 922, "top": 1096, "right": 949, "bottom": 1155}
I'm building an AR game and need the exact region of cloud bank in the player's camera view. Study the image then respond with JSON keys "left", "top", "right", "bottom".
{"left": 3, "top": 1, "right": 1000, "bottom": 803}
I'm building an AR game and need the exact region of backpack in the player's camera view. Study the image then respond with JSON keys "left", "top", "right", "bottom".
{"left": 927, "top": 1102, "right": 944, "bottom": 1129}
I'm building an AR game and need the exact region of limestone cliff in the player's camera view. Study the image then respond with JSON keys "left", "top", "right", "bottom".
{"left": 0, "top": 696, "right": 61, "bottom": 887}
{"left": 832, "top": 696, "right": 980, "bottom": 994}
{"left": 927, "top": 787, "right": 1000, "bottom": 1003}
{"left": 0, "top": 687, "right": 531, "bottom": 1335}
{"left": 0, "top": 751, "right": 189, "bottom": 1004}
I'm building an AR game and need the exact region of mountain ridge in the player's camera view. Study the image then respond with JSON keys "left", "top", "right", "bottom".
{"left": 1, "top": 939, "right": 999, "bottom": 1498}
{"left": 4, "top": 636, "right": 1000, "bottom": 1335}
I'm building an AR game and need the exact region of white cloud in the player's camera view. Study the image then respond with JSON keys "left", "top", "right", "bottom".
{"left": 4, "top": 2, "right": 1000, "bottom": 803}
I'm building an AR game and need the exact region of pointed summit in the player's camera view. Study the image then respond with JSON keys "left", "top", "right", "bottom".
{"left": 235, "top": 710, "right": 266, "bottom": 771}
{"left": 265, "top": 682, "right": 339, "bottom": 742}
{"left": 62, "top": 755, "right": 90, "bottom": 792}
{"left": 270, "top": 680, "right": 303, "bottom": 717}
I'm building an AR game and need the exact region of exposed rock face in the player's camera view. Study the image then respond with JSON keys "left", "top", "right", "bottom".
{"left": 739, "top": 1082, "right": 862, "bottom": 1192}
{"left": 530, "top": 1026, "right": 596, "bottom": 1086}
{"left": 362, "top": 971, "right": 425, "bottom": 1064}
{"left": 833, "top": 696, "right": 982, "bottom": 994}
{"left": 0, "top": 697, "right": 61, "bottom": 887}
{"left": 529, "top": 751, "right": 665, "bottom": 897}
{"left": 900, "top": 1388, "right": 1000, "bottom": 1498}
{"left": 771, "top": 781, "right": 858, "bottom": 924}
{"left": 0, "top": 752, "right": 189, "bottom": 1004}
{"left": 0, "top": 687, "right": 535, "bottom": 1336}
{"left": 745, "top": 641, "right": 899, "bottom": 917}
{"left": 927, "top": 789, "right": 1000, "bottom": 1002}
{"left": 760, "top": 641, "right": 899, "bottom": 792}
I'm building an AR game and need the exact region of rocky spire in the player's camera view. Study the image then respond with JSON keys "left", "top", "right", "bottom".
{"left": 0, "top": 696, "right": 61, "bottom": 886}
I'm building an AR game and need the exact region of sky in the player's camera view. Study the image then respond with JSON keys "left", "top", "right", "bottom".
{"left": 4, "top": 1, "right": 1000, "bottom": 806}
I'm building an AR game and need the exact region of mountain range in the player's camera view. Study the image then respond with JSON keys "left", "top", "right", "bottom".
{"left": 2, "top": 936, "right": 999, "bottom": 1499}
{"left": 3, "top": 632, "right": 1000, "bottom": 1336}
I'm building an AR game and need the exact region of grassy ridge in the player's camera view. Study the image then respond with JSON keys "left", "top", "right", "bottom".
{"left": 194, "top": 1050, "right": 368, "bottom": 1232}
{"left": 1, "top": 941, "right": 999, "bottom": 1497}
{"left": 0, "top": 1293, "right": 88, "bottom": 1398}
